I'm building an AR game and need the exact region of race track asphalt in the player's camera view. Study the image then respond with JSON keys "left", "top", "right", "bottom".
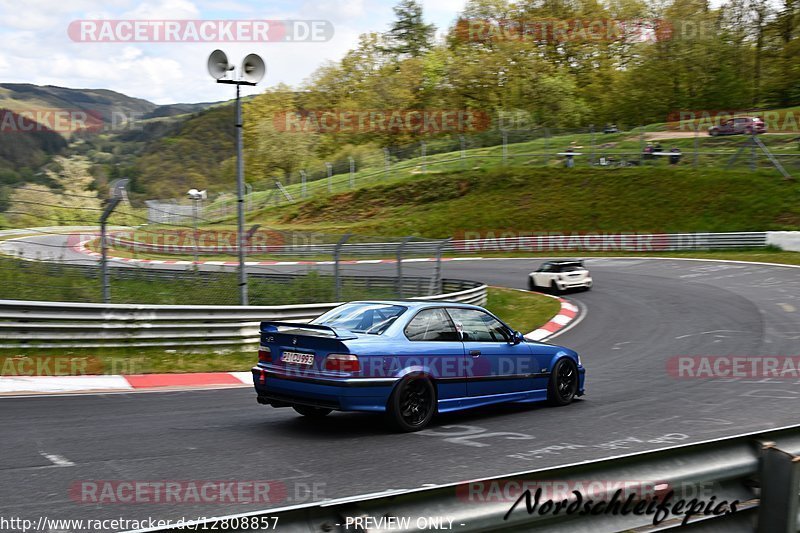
{"left": 1, "top": 234, "right": 799, "bottom": 527}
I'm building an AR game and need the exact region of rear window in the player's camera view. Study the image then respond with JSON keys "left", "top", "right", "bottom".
{"left": 312, "top": 303, "right": 406, "bottom": 334}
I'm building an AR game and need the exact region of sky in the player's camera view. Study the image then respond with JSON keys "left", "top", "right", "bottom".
{"left": 0, "top": 0, "right": 467, "bottom": 105}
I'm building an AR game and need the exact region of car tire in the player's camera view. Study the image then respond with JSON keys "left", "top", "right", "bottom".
{"left": 709, "top": 129, "right": 719, "bottom": 137}
{"left": 547, "top": 358, "right": 578, "bottom": 406}
{"left": 550, "top": 281, "right": 560, "bottom": 295}
{"left": 528, "top": 277, "right": 536, "bottom": 291}
{"left": 387, "top": 376, "right": 436, "bottom": 432}
{"left": 745, "top": 127, "right": 753, "bottom": 135}
{"left": 292, "top": 405, "right": 332, "bottom": 418}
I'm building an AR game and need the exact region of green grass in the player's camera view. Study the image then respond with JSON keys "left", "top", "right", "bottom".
{"left": 0, "top": 347, "right": 256, "bottom": 376}
{"left": 199, "top": 121, "right": 800, "bottom": 219}
{"left": 0, "top": 257, "right": 395, "bottom": 305}
{"left": 254, "top": 167, "right": 800, "bottom": 237}
{"left": 485, "top": 287, "right": 561, "bottom": 334}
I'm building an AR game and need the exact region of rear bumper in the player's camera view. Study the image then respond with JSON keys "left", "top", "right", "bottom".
{"left": 252, "top": 367, "right": 398, "bottom": 412}
{"left": 557, "top": 278, "right": 592, "bottom": 290}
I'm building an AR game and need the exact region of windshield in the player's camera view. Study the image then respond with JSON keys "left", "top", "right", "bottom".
{"left": 311, "top": 303, "right": 407, "bottom": 334}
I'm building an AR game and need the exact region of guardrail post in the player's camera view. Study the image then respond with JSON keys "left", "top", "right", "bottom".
{"left": 396, "top": 236, "right": 414, "bottom": 297}
{"left": 757, "top": 442, "right": 800, "bottom": 533}
{"left": 325, "top": 162, "right": 333, "bottom": 193}
{"left": 333, "top": 234, "right": 352, "bottom": 301}
{"left": 300, "top": 170, "right": 307, "bottom": 198}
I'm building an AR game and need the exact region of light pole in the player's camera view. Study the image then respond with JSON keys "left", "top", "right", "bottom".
{"left": 208, "top": 49, "right": 265, "bottom": 306}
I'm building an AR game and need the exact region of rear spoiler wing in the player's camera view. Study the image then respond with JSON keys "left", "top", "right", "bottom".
{"left": 260, "top": 321, "right": 358, "bottom": 340}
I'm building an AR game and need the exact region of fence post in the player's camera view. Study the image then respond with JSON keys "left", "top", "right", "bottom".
{"left": 460, "top": 134, "right": 466, "bottom": 168}
{"left": 99, "top": 179, "right": 127, "bottom": 304}
{"left": 544, "top": 127, "right": 550, "bottom": 159}
{"left": 421, "top": 141, "right": 427, "bottom": 172}
{"left": 502, "top": 131, "right": 508, "bottom": 164}
{"left": 396, "top": 236, "right": 414, "bottom": 297}
{"left": 325, "top": 162, "right": 333, "bottom": 192}
{"left": 300, "top": 170, "right": 307, "bottom": 198}
{"left": 432, "top": 238, "right": 450, "bottom": 295}
{"left": 590, "top": 124, "right": 596, "bottom": 166}
{"left": 100, "top": 198, "right": 122, "bottom": 304}
{"left": 639, "top": 125, "right": 646, "bottom": 165}
{"left": 333, "top": 234, "right": 352, "bottom": 301}
{"left": 383, "top": 147, "right": 391, "bottom": 176}
{"left": 693, "top": 124, "right": 699, "bottom": 168}
{"left": 757, "top": 442, "right": 800, "bottom": 533}
{"left": 750, "top": 134, "right": 757, "bottom": 172}
{"left": 349, "top": 156, "right": 355, "bottom": 189}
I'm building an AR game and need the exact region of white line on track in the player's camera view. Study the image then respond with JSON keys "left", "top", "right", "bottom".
{"left": 39, "top": 452, "right": 74, "bottom": 467}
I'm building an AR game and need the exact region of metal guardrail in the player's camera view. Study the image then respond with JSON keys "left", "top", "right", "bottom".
{"left": 451, "top": 231, "right": 770, "bottom": 253}
{"left": 107, "top": 232, "right": 771, "bottom": 257}
{"left": 0, "top": 279, "right": 486, "bottom": 348}
{"left": 134, "top": 424, "right": 800, "bottom": 533}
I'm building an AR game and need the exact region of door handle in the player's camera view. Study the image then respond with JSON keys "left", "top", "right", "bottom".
{"left": 470, "top": 350, "right": 481, "bottom": 357}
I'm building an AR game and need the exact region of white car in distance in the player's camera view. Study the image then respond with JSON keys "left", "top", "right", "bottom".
{"left": 529, "top": 260, "right": 593, "bottom": 294}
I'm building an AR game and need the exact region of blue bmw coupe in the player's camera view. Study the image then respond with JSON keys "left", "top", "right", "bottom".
{"left": 253, "top": 300, "right": 585, "bottom": 431}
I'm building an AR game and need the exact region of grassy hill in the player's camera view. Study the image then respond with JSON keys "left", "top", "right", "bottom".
{"left": 243, "top": 166, "right": 800, "bottom": 237}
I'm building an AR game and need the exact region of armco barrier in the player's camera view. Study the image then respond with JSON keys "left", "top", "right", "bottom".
{"left": 106, "top": 231, "right": 773, "bottom": 257}
{"left": 0, "top": 279, "right": 486, "bottom": 349}
{"left": 131, "top": 424, "right": 800, "bottom": 533}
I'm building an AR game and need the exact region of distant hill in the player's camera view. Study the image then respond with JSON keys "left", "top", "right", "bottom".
{"left": 0, "top": 83, "right": 156, "bottom": 124}
{"left": 0, "top": 83, "right": 218, "bottom": 129}
{"left": 144, "top": 101, "right": 223, "bottom": 119}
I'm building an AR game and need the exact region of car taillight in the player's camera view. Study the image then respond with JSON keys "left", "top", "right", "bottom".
{"left": 258, "top": 346, "right": 271, "bottom": 363}
{"left": 325, "top": 354, "right": 360, "bottom": 372}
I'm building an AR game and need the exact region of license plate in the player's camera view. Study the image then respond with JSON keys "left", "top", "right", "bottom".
{"left": 281, "top": 351, "right": 315, "bottom": 366}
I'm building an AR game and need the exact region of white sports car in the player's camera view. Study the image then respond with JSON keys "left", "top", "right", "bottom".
{"left": 528, "top": 260, "right": 593, "bottom": 294}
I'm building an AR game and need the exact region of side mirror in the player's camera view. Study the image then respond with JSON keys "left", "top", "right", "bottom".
{"left": 510, "top": 330, "right": 524, "bottom": 345}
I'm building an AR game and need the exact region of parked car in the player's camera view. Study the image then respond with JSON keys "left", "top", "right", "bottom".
{"left": 603, "top": 124, "right": 620, "bottom": 134}
{"left": 253, "top": 301, "right": 585, "bottom": 431}
{"left": 529, "top": 260, "right": 593, "bottom": 293}
{"left": 708, "top": 116, "right": 766, "bottom": 136}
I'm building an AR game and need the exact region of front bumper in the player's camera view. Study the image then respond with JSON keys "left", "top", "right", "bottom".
{"left": 252, "top": 367, "right": 399, "bottom": 412}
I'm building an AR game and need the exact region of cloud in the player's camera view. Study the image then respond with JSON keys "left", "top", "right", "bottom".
{"left": 0, "top": 0, "right": 467, "bottom": 104}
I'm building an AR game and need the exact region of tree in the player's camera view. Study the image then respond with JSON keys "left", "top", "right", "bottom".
{"left": 385, "top": 0, "right": 436, "bottom": 58}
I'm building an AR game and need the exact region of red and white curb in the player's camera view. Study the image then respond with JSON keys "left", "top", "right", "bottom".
{"left": 524, "top": 296, "right": 580, "bottom": 341}
{"left": 0, "top": 372, "right": 252, "bottom": 395}
{"left": 0, "top": 299, "right": 581, "bottom": 396}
